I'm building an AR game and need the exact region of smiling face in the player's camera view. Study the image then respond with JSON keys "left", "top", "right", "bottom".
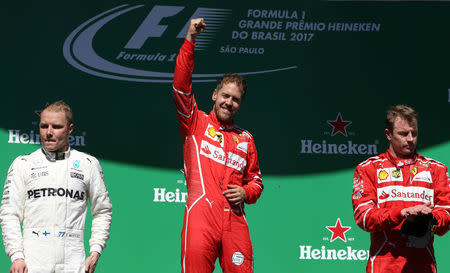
{"left": 212, "top": 82, "right": 243, "bottom": 124}
{"left": 39, "top": 110, "right": 74, "bottom": 152}
{"left": 386, "top": 117, "right": 418, "bottom": 159}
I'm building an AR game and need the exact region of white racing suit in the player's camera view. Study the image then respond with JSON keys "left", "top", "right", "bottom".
{"left": 0, "top": 148, "right": 112, "bottom": 273}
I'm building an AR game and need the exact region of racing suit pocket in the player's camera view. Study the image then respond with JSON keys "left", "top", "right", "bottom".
{"left": 63, "top": 231, "right": 86, "bottom": 271}
{"left": 23, "top": 235, "right": 54, "bottom": 273}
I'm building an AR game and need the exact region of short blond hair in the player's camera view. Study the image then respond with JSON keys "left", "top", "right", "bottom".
{"left": 216, "top": 73, "right": 247, "bottom": 98}
{"left": 42, "top": 100, "right": 73, "bottom": 124}
{"left": 385, "top": 105, "right": 418, "bottom": 132}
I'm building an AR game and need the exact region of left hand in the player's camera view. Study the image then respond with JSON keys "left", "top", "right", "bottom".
{"left": 401, "top": 203, "right": 434, "bottom": 217}
{"left": 85, "top": 251, "right": 100, "bottom": 273}
{"left": 223, "top": 185, "right": 246, "bottom": 205}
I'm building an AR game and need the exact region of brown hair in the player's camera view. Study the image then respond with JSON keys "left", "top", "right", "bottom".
{"left": 216, "top": 73, "right": 247, "bottom": 98}
{"left": 42, "top": 100, "right": 73, "bottom": 125}
{"left": 385, "top": 105, "right": 418, "bottom": 132}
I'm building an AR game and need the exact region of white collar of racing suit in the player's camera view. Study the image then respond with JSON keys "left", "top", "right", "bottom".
{"left": 41, "top": 147, "right": 71, "bottom": 162}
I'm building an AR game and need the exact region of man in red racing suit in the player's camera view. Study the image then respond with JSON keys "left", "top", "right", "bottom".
{"left": 173, "top": 19, "right": 263, "bottom": 273}
{"left": 352, "top": 105, "right": 450, "bottom": 273}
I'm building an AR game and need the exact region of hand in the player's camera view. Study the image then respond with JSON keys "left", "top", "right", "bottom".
{"left": 223, "top": 185, "right": 246, "bottom": 205}
{"left": 10, "top": 258, "right": 27, "bottom": 273}
{"left": 401, "top": 203, "right": 434, "bottom": 217}
{"left": 186, "top": 18, "right": 206, "bottom": 43}
{"left": 85, "top": 251, "right": 100, "bottom": 273}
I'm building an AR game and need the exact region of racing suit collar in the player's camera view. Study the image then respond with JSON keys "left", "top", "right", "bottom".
{"left": 209, "top": 110, "right": 236, "bottom": 131}
{"left": 41, "top": 147, "right": 71, "bottom": 162}
{"left": 386, "top": 149, "right": 418, "bottom": 167}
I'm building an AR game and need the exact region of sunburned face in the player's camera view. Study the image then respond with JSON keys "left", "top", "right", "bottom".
{"left": 212, "top": 82, "right": 243, "bottom": 124}
{"left": 386, "top": 117, "right": 417, "bottom": 159}
{"left": 39, "top": 110, "right": 73, "bottom": 152}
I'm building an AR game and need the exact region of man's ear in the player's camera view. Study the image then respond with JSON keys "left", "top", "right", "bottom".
{"left": 385, "top": 128, "right": 392, "bottom": 141}
{"left": 212, "top": 89, "right": 218, "bottom": 102}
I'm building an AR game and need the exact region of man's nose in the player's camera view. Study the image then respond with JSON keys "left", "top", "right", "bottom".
{"left": 406, "top": 133, "right": 413, "bottom": 142}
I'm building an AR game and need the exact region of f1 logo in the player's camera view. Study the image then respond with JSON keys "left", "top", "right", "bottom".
{"left": 125, "top": 6, "right": 229, "bottom": 49}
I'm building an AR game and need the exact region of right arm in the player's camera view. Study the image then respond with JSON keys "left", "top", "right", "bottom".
{"left": 352, "top": 163, "right": 404, "bottom": 232}
{"left": 173, "top": 19, "right": 206, "bottom": 139}
{"left": 0, "top": 157, "right": 28, "bottom": 271}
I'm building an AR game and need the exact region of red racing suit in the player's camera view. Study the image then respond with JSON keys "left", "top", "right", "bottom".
{"left": 352, "top": 150, "right": 450, "bottom": 273}
{"left": 173, "top": 39, "right": 263, "bottom": 273}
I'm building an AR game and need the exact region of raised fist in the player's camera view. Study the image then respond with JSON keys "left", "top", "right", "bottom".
{"left": 186, "top": 18, "right": 206, "bottom": 42}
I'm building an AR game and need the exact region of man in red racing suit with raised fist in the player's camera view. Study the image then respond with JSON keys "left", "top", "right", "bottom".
{"left": 352, "top": 105, "right": 450, "bottom": 273}
{"left": 173, "top": 18, "right": 263, "bottom": 273}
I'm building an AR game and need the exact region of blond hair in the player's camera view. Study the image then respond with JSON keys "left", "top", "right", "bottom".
{"left": 42, "top": 100, "right": 73, "bottom": 124}
{"left": 216, "top": 73, "right": 247, "bottom": 98}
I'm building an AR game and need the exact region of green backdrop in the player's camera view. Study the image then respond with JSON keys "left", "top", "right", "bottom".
{"left": 1, "top": 0, "right": 450, "bottom": 272}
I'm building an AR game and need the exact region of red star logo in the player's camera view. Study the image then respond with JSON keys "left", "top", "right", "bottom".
{"left": 327, "top": 113, "right": 352, "bottom": 137}
{"left": 326, "top": 218, "right": 351, "bottom": 242}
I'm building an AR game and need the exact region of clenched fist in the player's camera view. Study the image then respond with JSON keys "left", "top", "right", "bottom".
{"left": 186, "top": 18, "right": 206, "bottom": 43}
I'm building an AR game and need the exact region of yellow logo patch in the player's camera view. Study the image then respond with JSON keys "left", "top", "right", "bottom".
{"left": 378, "top": 170, "right": 389, "bottom": 180}
{"left": 208, "top": 127, "right": 216, "bottom": 138}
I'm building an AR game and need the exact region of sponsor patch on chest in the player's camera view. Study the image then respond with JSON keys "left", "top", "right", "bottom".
{"left": 377, "top": 186, "right": 434, "bottom": 205}
{"left": 412, "top": 171, "right": 433, "bottom": 183}
{"left": 236, "top": 142, "right": 248, "bottom": 154}
{"left": 30, "top": 171, "right": 49, "bottom": 180}
{"left": 200, "top": 140, "right": 247, "bottom": 172}
{"left": 27, "top": 188, "right": 85, "bottom": 201}
{"left": 70, "top": 172, "right": 85, "bottom": 181}
{"left": 377, "top": 167, "right": 403, "bottom": 183}
{"left": 205, "top": 124, "right": 224, "bottom": 147}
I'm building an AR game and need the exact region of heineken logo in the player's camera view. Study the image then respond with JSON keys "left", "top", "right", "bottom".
{"left": 298, "top": 218, "right": 369, "bottom": 261}
{"left": 8, "top": 129, "right": 86, "bottom": 147}
{"left": 7, "top": 110, "right": 87, "bottom": 147}
{"left": 299, "top": 245, "right": 369, "bottom": 261}
{"left": 300, "top": 112, "right": 379, "bottom": 156}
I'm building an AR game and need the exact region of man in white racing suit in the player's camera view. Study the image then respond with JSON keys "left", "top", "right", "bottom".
{"left": 0, "top": 101, "right": 112, "bottom": 273}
